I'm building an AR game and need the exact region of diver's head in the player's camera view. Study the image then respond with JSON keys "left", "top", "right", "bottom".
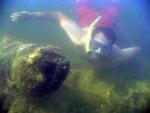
{"left": 91, "top": 27, "right": 117, "bottom": 57}
{"left": 92, "top": 27, "right": 116, "bottom": 45}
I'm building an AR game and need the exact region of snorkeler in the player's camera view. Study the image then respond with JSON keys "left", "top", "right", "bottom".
{"left": 10, "top": 0, "right": 141, "bottom": 67}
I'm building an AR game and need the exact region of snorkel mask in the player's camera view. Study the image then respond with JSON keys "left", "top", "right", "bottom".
{"left": 92, "top": 38, "right": 112, "bottom": 57}
{"left": 84, "top": 16, "right": 116, "bottom": 58}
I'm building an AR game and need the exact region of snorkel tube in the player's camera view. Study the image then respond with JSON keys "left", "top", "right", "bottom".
{"left": 85, "top": 16, "right": 101, "bottom": 53}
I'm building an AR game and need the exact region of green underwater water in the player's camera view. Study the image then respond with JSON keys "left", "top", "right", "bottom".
{"left": 0, "top": 0, "right": 150, "bottom": 113}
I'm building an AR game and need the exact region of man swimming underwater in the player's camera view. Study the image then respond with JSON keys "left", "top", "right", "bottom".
{"left": 11, "top": 0, "right": 141, "bottom": 67}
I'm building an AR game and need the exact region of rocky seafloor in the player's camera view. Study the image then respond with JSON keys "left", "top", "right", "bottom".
{"left": 0, "top": 37, "right": 150, "bottom": 113}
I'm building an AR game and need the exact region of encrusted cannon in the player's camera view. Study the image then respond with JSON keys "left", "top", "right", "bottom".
{"left": 0, "top": 38, "right": 70, "bottom": 96}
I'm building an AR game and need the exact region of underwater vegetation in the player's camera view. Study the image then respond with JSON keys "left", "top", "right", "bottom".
{"left": 0, "top": 37, "right": 150, "bottom": 113}
{"left": 2, "top": 67, "right": 150, "bottom": 113}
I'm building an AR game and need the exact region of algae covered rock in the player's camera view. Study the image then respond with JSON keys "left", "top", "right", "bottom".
{"left": 0, "top": 38, "right": 70, "bottom": 96}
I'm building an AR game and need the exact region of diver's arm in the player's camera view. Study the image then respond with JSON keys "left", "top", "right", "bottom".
{"left": 11, "top": 11, "right": 63, "bottom": 22}
{"left": 11, "top": 11, "right": 85, "bottom": 46}
{"left": 58, "top": 14, "right": 85, "bottom": 46}
{"left": 112, "top": 44, "right": 141, "bottom": 63}
{"left": 28, "top": 12, "right": 58, "bottom": 20}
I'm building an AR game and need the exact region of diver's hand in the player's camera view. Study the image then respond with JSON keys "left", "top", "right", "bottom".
{"left": 10, "top": 11, "right": 31, "bottom": 22}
